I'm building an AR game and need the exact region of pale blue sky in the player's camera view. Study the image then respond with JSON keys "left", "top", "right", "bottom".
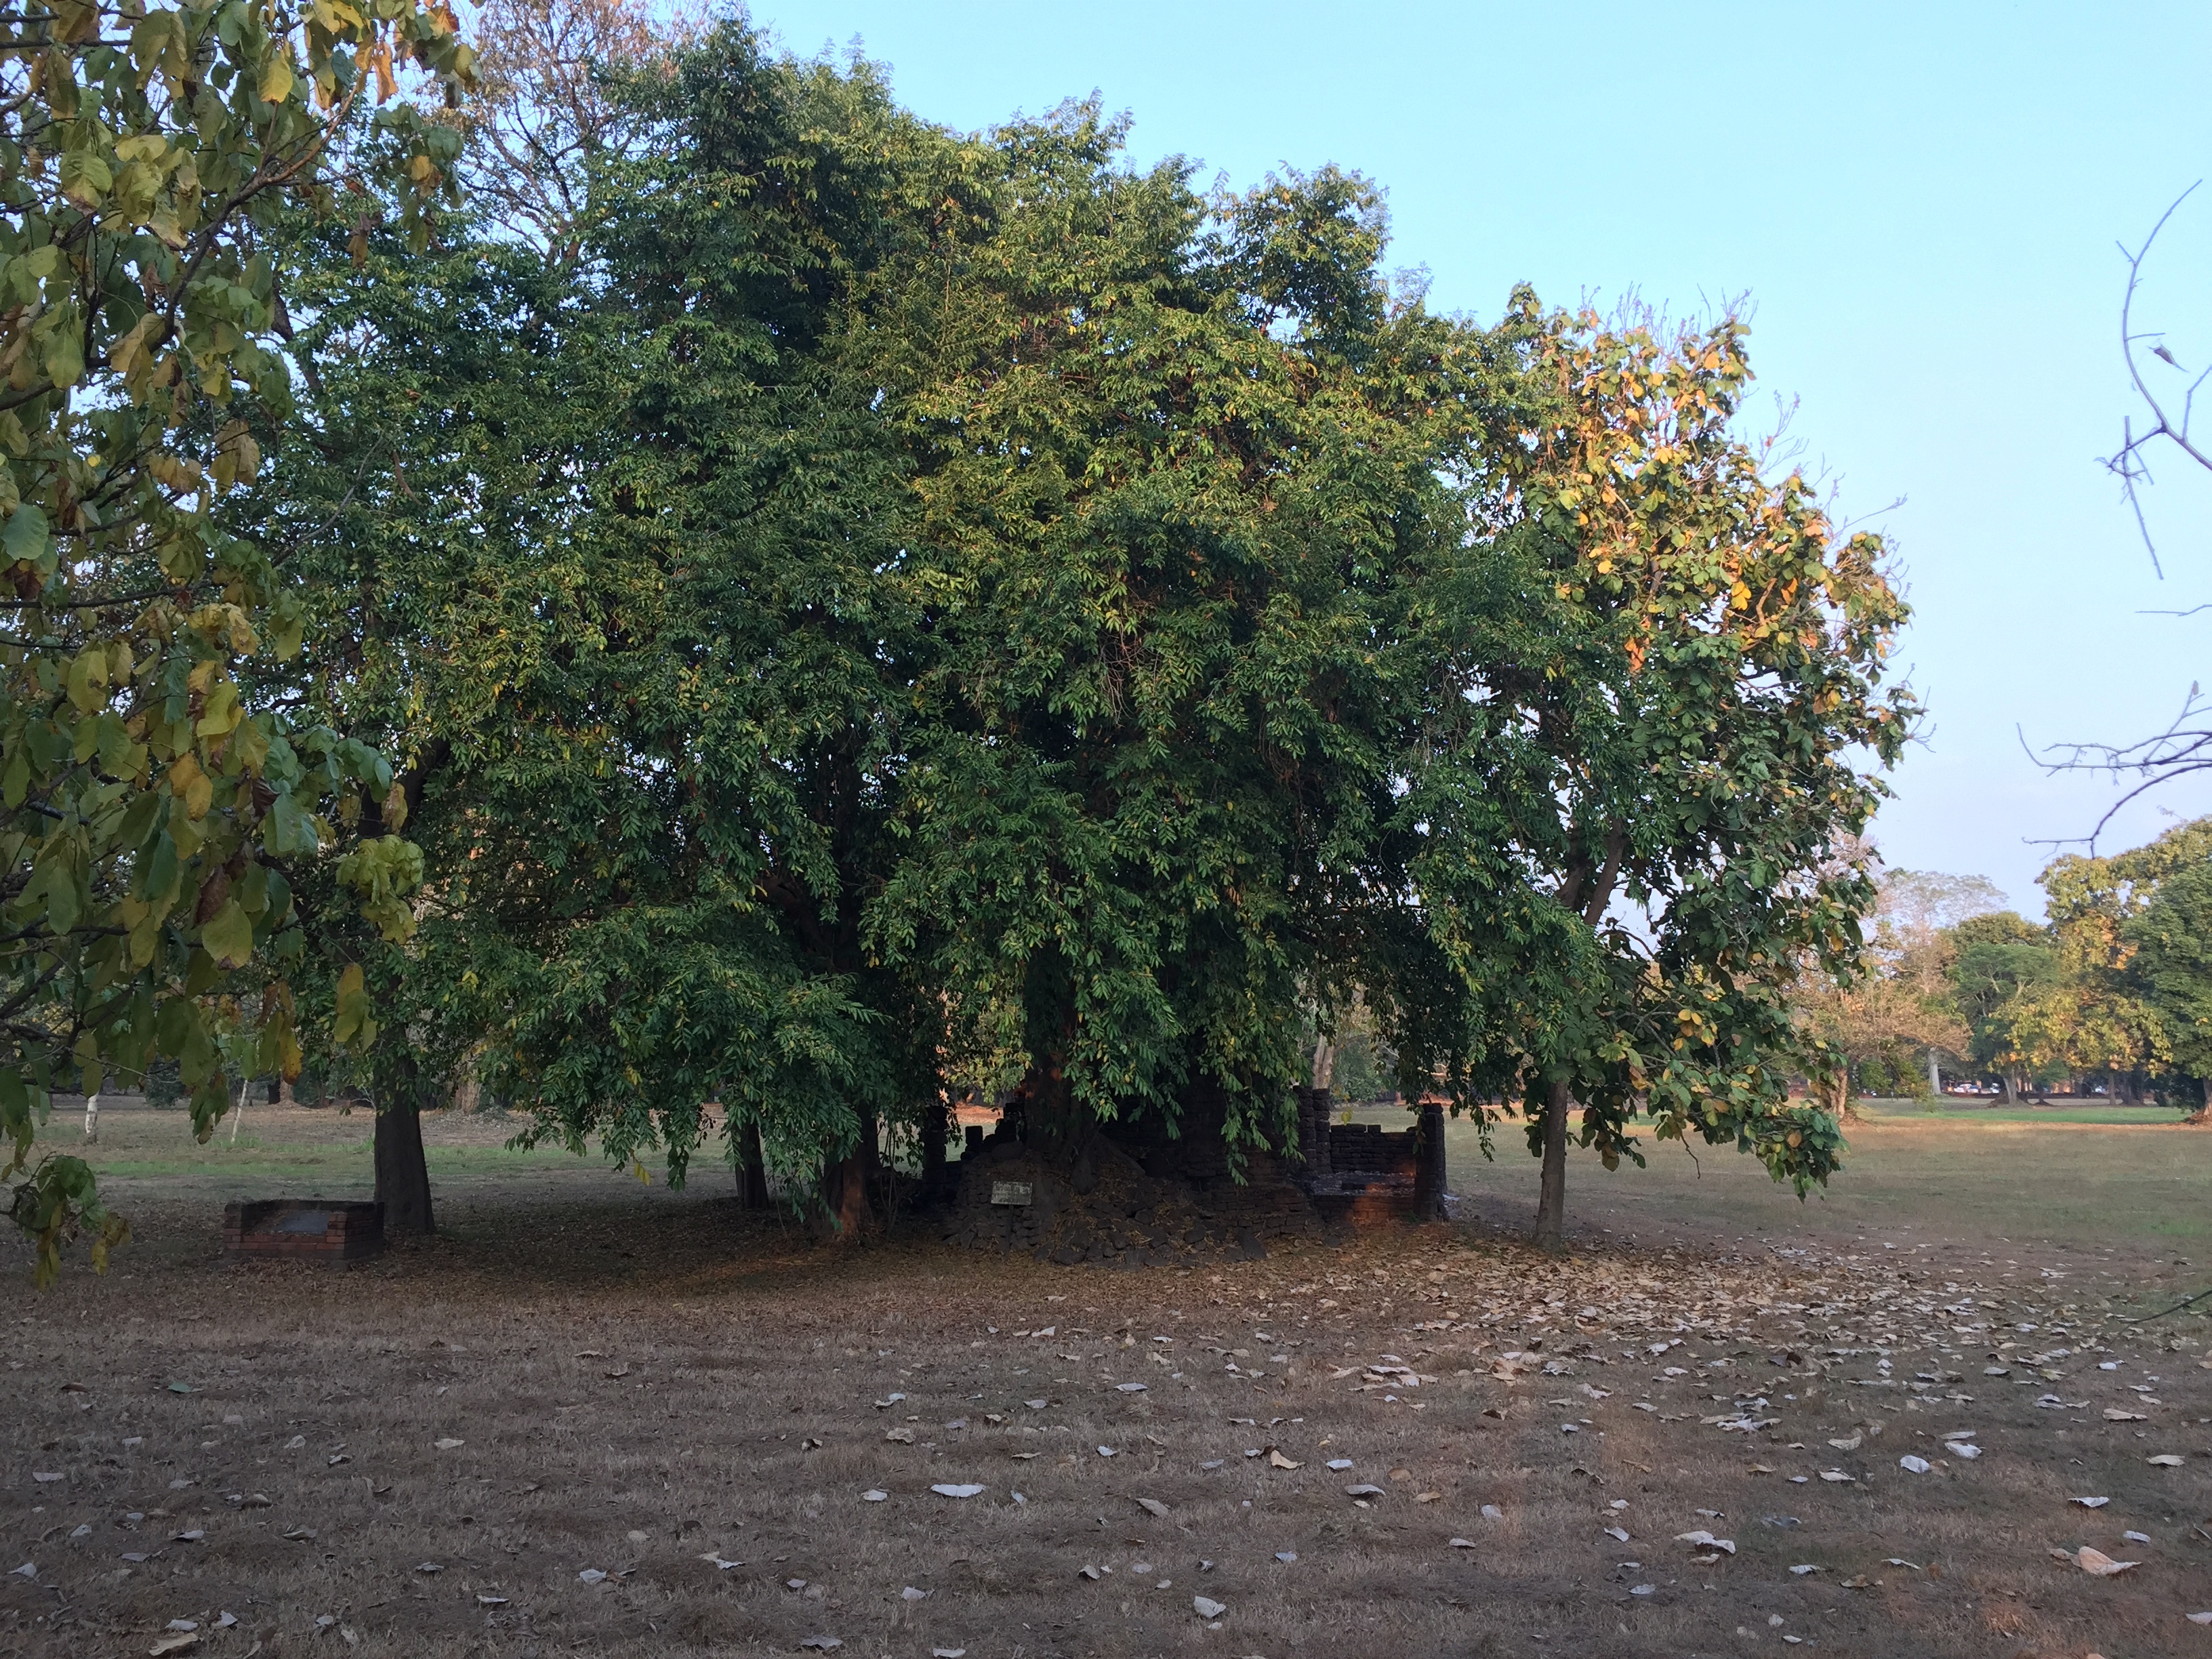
{"left": 754, "top": 0, "right": 2212, "bottom": 913}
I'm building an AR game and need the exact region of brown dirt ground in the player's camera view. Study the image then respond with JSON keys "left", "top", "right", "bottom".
{"left": 3, "top": 1100, "right": 2209, "bottom": 1659}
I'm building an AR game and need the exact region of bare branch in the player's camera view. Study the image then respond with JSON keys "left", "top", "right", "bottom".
{"left": 2102, "top": 182, "right": 2209, "bottom": 573}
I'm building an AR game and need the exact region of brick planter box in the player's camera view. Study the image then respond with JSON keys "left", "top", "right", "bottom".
{"left": 223, "top": 1199, "right": 385, "bottom": 1267}
{"left": 1294, "top": 1093, "right": 1448, "bottom": 1224}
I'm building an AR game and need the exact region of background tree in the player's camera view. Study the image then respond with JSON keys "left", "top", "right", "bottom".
{"left": 1993, "top": 825, "right": 2211, "bottom": 1100}
{"left": 2124, "top": 853, "right": 2212, "bottom": 1119}
{"left": 1794, "top": 861, "right": 1978, "bottom": 1116}
{"left": 0, "top": 0, "right": 469, "bottom": 1279}
{"left": 1946, "top": 912, "right": 2062, "bottom": 1101}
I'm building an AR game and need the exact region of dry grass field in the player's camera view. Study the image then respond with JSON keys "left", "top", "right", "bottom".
{"left": 2, "top": 1098, "right": 2209, "bottom": 1659}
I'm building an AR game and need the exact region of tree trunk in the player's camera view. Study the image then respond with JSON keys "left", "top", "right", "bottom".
{"left": 2001, "top": 1072, "right": 2019, "bottom": 1105}
{"left": 1022, "top": 1050, "right": 1093, "bottom": 1170}
{"left": 83, "top": 1091, "right": 98, "bottom": 1141}
{"left": 736, "top": 1116, "right": 770, "bottom": 1210}
{"left": 1412, "top": 1101, "right": 1447, "bottom": 1220}
{"left": 1311, "top": 1038, "right": 1337, "bottom": 1093}
{"left": 276, "top": 1076, "right": 295, "bottom": 1106}
{"left": 1927, "top": 1050, "right": 1942, "bottom": 1098}
{"left": 1832, "top": 1065, "right": 1864, "bottom": 1123}
{"left": 920, "top": 1096, "right": 949, "bottom": 1199}
{"left": 1533, "top": 1076, "right": 1572, "bottom": 1252}
{"left": 819, "top": 1152, "right": 876, "bottom": 1236}
{"left": 374, "top": 1102, "right": 435, "bottom": 1235}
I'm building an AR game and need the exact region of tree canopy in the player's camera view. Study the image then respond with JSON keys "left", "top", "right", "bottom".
{"left": 4, "top": 0, "right": 1924, "bottom": 1273}
{"left": 0, "top": 0, "right": 471, "bottom": 1280}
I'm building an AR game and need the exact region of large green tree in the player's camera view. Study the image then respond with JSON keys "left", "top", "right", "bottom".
{"left": 866, "top": 116, "right": 1480, "bottom": 1176}
{"left": 261, "top": 20, "right": 962, "bottom": 1228}
{"left": 0, "top": 0, "right": 469, "bottom": 1279}
{"left": 246, "top": 12, "right": 1917, "bottom": 1252}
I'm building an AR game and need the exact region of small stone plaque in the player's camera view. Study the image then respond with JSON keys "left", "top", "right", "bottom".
{"left": 990, "top": 1181, "right": 1033, "bottom": 1207}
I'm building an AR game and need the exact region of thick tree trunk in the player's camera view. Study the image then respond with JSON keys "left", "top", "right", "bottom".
{"left": 1533, "top": 1076, "right": 1572, "bottom": 1252}
{"left": 2001, "top": 1072, "right": 2019, "bottom": 1105}
{"left": 374, "top": 1102, "right": 435, "bottom": 1235}
{"left": 920, "top": 1096, "right": 949, "bottom": 1198}
{"left": 83, "top": 1091, "right": 98, "bottom": 1141}
{"left": 1927, "top": 1050, "right": 1942, "bottom": 1098}
{"left": 736, "top": 1116, "right": 770, "bottom": 1210}
{"left": 819, "top": 1153, "right": 876, "bottom": 1236}
{"left": 1023, "top": 1050, "right": 1094, "bottom": 1169}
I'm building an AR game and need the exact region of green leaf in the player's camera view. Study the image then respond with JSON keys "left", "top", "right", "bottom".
{"left": 3, "top": 504, "right": 49, "bottom": 567}
{"left": 201, "top": 897, "right": 253, "bottom": 968}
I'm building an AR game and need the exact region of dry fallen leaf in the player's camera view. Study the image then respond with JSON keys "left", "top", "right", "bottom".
{"left": 2071, "top": 1496, "right": 2110, "bottom": 1509}
{"left": 1266, "top": 1450, "right": 1300, "bottom": 1471}
{"left": 2075, "top": 1547, "right": 2139, "bottom": 1577}
{"left": 930, "top": 1483, "right": 985, "bottom": 1499}
{"left": 2147, "top": 1454, "right": 2185, "bottom": 1467}
{"left": 1135, "top": 1498, "right": 1170, "bottom": 1518}
{"left": 1674, "top": 1530, "right": 1736, "bottom": 1555}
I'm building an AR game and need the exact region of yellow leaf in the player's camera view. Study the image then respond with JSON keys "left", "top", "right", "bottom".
{"left": 260, "top": 52, "right": 294, "bottom": 104}
{"left": 169, "top": 752, "right": 211, "bottom": 820}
